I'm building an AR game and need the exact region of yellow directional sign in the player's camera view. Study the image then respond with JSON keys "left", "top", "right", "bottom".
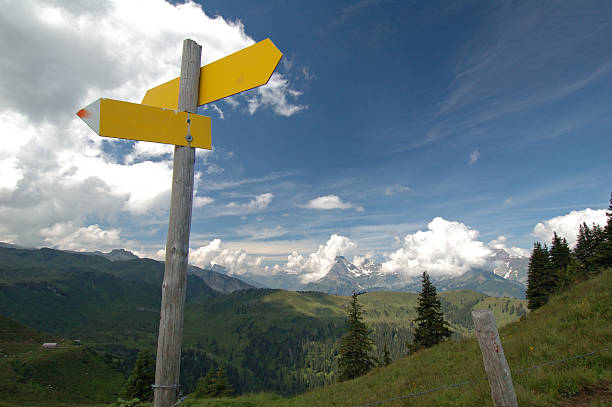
{"left": 76, "top": 98, "right": 211, "bottom": 149}
{"left": 142, "top": 38, "right": 283, "bottom": 110}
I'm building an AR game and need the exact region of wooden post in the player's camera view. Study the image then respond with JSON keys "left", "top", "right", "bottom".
{"left": 472, "top": 310, "right": 518, "bottom": 407}
{"left": 153, "top": 39, "right": 202, "bottom": 407}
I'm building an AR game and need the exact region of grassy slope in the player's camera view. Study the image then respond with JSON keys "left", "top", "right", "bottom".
{"left": 0, "top": 316, "right": 124, "bottom": 406}
{"left": 186, "top": 268, "right": 611, "bottom": 407}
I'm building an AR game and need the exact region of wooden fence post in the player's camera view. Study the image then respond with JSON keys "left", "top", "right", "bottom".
{"left": 472, "top": 310, "right": 518, "bottom": 407}
{"left": 153, "top": 38, "right": 201, "bottom": 407}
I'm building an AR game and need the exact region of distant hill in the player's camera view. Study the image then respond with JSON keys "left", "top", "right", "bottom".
{"left": 0, "top": 315, "right": 124, "bottom": 405}
{"left": 0, "top": 246, "right": 252, "bottom": 346}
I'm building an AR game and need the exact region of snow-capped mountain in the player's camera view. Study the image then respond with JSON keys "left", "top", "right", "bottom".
{"left": 489, "top": 249, "right": 530, "bottom": 285}
{"left": 223, "top": 248, "right": 529, "bottom": 298}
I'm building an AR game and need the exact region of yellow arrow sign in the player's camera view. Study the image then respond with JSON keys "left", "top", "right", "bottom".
{"left": 141, "top": 38, "right": 283, "bottom": 110}
{"left": 76, "top": 98, "right": 211, "bottom": 149}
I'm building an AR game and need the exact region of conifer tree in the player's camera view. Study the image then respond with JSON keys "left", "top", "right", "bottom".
{"left": 192, "top": 366, "right": 233, "bottom": 398}
{"left": 123, "top": 349, "right": 154, "bottom": 401}
{"left": 337, "top": 293, "right": 375, "bottom": 381}
{"left": 412, "top": 271, "right": 451, "bottom": 350}
{"left": 382, "top": 343, "right": 392, "bottom": 366}
{"left": 592, "top": 193, "right": 612, "bottom": 269}
{"left": 575, "top": 223, "right": 594, "bottom": 268}
{"left": 550, "top": 232, "right": 571, "bottom": 270}
{"left": 526, "top": 242, "right": 553, "bottom": 310}
{"left": 550, "top": 232, "right": 572, "bottom": 287}
{"left": 213, "top": 367, "right": 233, "bottom": 397}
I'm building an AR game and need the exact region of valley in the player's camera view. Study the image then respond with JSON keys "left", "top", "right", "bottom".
{"left": 0, "top": 245, "right": 528, "bottom": 402}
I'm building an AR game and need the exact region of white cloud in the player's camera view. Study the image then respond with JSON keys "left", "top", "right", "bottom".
{"left": 533, "top": 208, "right": 607, "bottom": 248}
{"left": 227, "top": 193, "right": 273, "bottom": 212}
{"left": 38, "top": 222, "right": 126, "bottom": 252}
{"left": 488, "top": 235, "right": 530, "bottom": 257}
{"left": 284, "top": 234, "right": 357, "bottom": 283}
{"left": 247, "top": 73, "right": 307, "bottom": 117}
{"left": 0, "top": 0, "right": 304, "bottom": 249}
{"left": 193, "top": 196, "right": 214, "bottom": 208}
{"left": 468, "top": 149, "right": 480, "bottom": 165}
{"left": 190, "top": 238, "right": 263, "bottom": 274}
{"left": 385, "top": 184, "right": 410, "bottom": 196}
{"left": 305, "top": 195, "right": 354, "bottom": 210}
{"left": 381, "top": 217, "right": 492, "bottom": 278}
{"left": 125, "top": 142, "right": 173, "bottom": 164}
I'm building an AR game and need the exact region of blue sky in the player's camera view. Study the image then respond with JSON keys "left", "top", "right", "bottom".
{"left": 0, "top": 1, "right": 610, "bottom": 277}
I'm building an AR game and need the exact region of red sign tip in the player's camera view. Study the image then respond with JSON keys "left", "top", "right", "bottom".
{"left": 77, "top": 109, "right": 90, "bottom": 118}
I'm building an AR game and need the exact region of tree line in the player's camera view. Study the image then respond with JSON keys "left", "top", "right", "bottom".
{"left": 527, "top": 193, "right": 612, "bottom": 311}
{"left": 337, "top": 271, "right": 451, "bottom": 381}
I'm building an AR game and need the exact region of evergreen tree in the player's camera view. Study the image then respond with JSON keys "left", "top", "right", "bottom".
{"left": 550, "top": 232, "right": 572, "bottom": 287}
{"left": 591, "top": 193, "right": 612, "bottom": 269}
{"left": 526, "top": 242, "right": 553, "bottom": 310}
{"left": 213, "top": 367, "right": 233, "bottom": 397}
{"left": 574, "top": 223, "right": 594, "bottom": 268}
{"left": 382, "top": 343, "right": 392, "bottom": 366}
{"left": 550, "top": 232, "right": 571, "bottom": 270}
{"left": 123, "top": 349, "right": 154, "bottom": 401}
{"left": 337, "top": 293, "right": 376, "bottom": 381}
{"left": 192, "top": 366, "right": 233, "bottom": 398}
{"left": 412, "top": 272, "right": 451, "bottom": 350}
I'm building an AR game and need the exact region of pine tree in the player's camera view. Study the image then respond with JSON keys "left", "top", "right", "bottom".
{"left": 382, "top": 343, "right": 392, "bottom": 366}
{"left": 192, "top": 366, "right": 233, "bottom": 398}
{"left": 574, "top": 223, "right": 594, "bottom": 268}
{"left": 213, "top": 367, "right": 233, "bottom": 397}
{"left": 591, "top": 193, "right": 612, "bottom": 269}
{"left": 550, "top": 232, "right": 571, "bottom": 270}
{"left": 550, "top": 232, "right": 572, "bottom": 287}
{"left": 337, "top": 293, "right": 376, "bottom": 381}
{"left": 526, "top": 242, "right": 553, "bottom": 310}
{"left": 123, "top": 349, "right": 155, "bottom": 401}
{"left": 412, "top": 271, "right": 451, "bottom": 350}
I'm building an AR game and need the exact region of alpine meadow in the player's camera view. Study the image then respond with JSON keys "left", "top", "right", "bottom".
{"left": 1, "top": 1, "right": 611, "bottom": 407}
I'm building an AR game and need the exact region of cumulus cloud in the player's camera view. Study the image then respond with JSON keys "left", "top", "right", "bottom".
{"left": 38, "top": 222, "right": 127, "bottom": 252}
{"left": 305, "top": 195, "right": 354, "bottom": 210}
{"left": 533, "top": 208, "right": 607, "bottom": 248}
{"left": 284, "top": 234, "right": 357, "bottom": 283}
{"left": 190, "top": 238, "right": 263, "bottom": 274}
{"left": 0, "top": 0, "right": 305, "bottom": 249}
{"left": 381, "top": 217, "right": 492, "bottom": 278}
{"left": 488, "top": 235, "right": 530, "bottom": 257}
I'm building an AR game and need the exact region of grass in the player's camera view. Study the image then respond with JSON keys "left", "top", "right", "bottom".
{"left": 0, "top": 316, "right": 124, "bottom": 406}
{"left": 184, "top": 268, "right": 611, "bottom": 406}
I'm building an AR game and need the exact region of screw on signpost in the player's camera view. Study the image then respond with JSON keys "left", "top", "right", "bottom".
{"left": 472, "top": 310, "right": 518, "bottom": 407}
{"left": 152, "top": 39, "right": 201, "bottom": 407}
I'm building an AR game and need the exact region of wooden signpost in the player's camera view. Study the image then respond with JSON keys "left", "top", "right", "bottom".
{"left": 77, "top": 38, "right": 282, "bottom": 407}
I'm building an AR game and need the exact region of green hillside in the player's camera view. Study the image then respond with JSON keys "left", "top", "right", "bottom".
{"left": 180, "top": 288, "right": 525, "bottom": 395}
{"left": 0, "top": 316, "right": 124, "bottom": 406}
{"left": 186, "top": 268, "right": 612, "bottom": 406}
{"left": 0, "top": 245, "right": 527, "bottom": 398}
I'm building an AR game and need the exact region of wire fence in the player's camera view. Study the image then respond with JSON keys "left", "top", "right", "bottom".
{"left": 353, "top": 346, "right": 612, "bottom": 407}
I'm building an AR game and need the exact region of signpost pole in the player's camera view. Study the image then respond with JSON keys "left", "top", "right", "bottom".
{"left": 153, "top": 39, "right": 202, "bottom": 407}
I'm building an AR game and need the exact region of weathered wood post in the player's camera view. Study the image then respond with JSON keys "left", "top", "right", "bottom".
{"left": 472, "top": 310, "right": 518, "bottom": 407}
{"left": 153, "top": 39, "right": 201, "bottom": 407}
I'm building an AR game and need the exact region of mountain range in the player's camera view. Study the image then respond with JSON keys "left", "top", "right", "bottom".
{"left": 218, "top": 248, "right": 529, "bottom": 298}
{"left": 0, "top": 242, "right": 528, "bottom": 298}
